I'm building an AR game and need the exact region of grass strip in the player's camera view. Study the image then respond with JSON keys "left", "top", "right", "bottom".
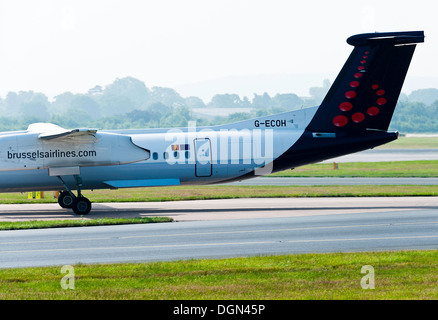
{"left": 0, "top": 160, "right": 436, "bottom": 204}
{"left": 1, "top": 250, "right": 437, "bottom": 299}
{"left": 377, "top": 136, "right": 438, "bottom": 149}
{"left": 2, "top": 185, "right": 438, "bottom": 205}
{"left": 84, "top": 185, "right": 438, "bottom": 202}
{"left": 269, "top": 160, "right": 438, "bottom": 177}
{"left": 0, "top": 217, "right": 173, "bottom": 231}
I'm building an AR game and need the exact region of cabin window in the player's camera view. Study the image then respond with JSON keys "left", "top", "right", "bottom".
{"left": 152, "top": 152, "right": 158, "bottom": 160}
{"left": 163, "top": 152, "right": 169, "bottom": 160}
{"left": 185, "top": 151, "right": 190, "bottom": 159}
{"left": 174, "top": 151, "right": 179, "bottom": 159}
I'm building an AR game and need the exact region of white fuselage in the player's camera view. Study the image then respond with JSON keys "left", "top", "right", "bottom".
{"left": 0, "top": 108, "right": 317, "bottom": 192}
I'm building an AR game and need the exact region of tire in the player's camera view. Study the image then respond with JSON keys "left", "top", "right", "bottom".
{"left": 72, "top": 197, "right": 92, "bottom": 215}
{"left": 58, "top": 191, "right": 74, "bottom": 209}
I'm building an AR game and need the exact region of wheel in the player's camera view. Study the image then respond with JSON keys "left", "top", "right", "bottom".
{"left": 58, "top": 191, "right": 74, "bottom": 209}
{"left": 72, "top": 197, "right": 92, "bottom": 215}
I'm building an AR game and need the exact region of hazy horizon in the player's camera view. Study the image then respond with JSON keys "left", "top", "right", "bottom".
{"left": 0, "top": 1, "right": 436, "bottom": 101}
{"left": 1, "top": 71, "right": 436, "bottom": 105}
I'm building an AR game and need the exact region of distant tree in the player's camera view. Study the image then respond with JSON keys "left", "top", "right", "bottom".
{"left": 272, "top": 93, "right": 303, "bottom": 110}
{"left": 226, "top": 112, "right": 252, "bottom": 123}
{"left": 101, "top": 77, "right": 151, "bottom": 110}
{"left": 19, "top": 101, "right": 50, "bottom": 121}
{"left": 252, "top": 93, "right": 272, "bottom": 109}
{"left": 6, "top": 91, "right": 51, "bottom": 121}
{"left": 151, "top": 87, "right": 185, "bottom": 107}
{"left": 70, "top": 95, "right": 101, "bottom": 119}
{"left": 0, "top": 117, "right": 20, "bottom": 130}
{"left": 160, "top": 105, "right": 192, "bottom": 128}
{"left": 143, "top": 102, "right": 172, "bottom": 126}
{"left": 390, "top": 101, "right": 437, "bottom": 133}
{"left": 3, "top": 75, "right": 438, "bottom": 133}
{"left": 99, "top": 95, "right": 135, "bottom": 117}
{"left": 88, "top": 85, "right": 103, "bottom": 96}
{"left": 126, "top": 109, "right": 151, "bottom": 122}
{"left": 408, "top": 88, "right": 438, "bottom": 106}
{"left": 241, "top": 96, "right": 251, "bottom": 108}
{"left": 254, "top": 108, "right": 270, "bottom": 117}
{"left": 50, "top": 109, "right": 93, "bottom": 128}
{"left": 3, "top": 92, "right": 20, "bottom": 117}
{"left": 208, "top": 94, "right": 247, "bottom": 108}
{"left": 51, "top": 92, "right": 75, "bottom": 115}
{"left": 185, "top": 96, "right": 206, "bottom": 108}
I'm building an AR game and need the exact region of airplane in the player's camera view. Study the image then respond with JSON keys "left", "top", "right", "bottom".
{"left": 0, "top": 31, "right": 424, "bottom": 215}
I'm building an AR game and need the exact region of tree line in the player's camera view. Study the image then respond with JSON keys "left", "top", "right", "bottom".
{"left": 0, "top": 76, "right": 437, "bottom": 133}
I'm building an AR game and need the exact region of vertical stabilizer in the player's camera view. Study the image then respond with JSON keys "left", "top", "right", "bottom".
{"left": 306, "top": 31, "right": 425, "bottom": 133}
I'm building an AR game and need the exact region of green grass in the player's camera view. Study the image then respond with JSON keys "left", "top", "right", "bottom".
{"left": 0, "top": 217, "right": 173, "bottom": 230}
{"left": 0, "top": 160, "right": 435, "bottom": 205}
{"left": 0, "top": 159, "right": 435, "bottom": 208}
{"left": 4, "top": 185, "right": 438, "bottom": 205}
{"left": 378, "top": 136, "right": 438, "bottom": 149}
{"left": 85, "top": 185, "right": 438, "bottom": 199}
{"left": 269, "top": 160, "right": 438, "bottom": 177}
{"left": 1, "top": 250, "right": 437, "bottom": 299}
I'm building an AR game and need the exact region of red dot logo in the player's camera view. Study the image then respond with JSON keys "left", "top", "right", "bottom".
{"left": 354, "top": 73, "right": 363, "bottom": 79}
{"left": 345, "top": 91, "right": 357, "bottom": 99}
{"left": 377, "top": 89, "right": 385, "bottom": 96}
{"left": 372, "top": 84, "right": 379, "bottom": 90}
{"left": 352, "top": 112, "right": 365, "bottom": 123}
{"left": 350, "top": 81, "right": 360, "bottom": 88}
{"left": 333, "top": 115, "right": 348, "bottom": 127}
{"left": 377, "top": 98, "right": 387, "bottom": 106}
{"left": 339, "top": 102, "right": 353, "bottom": 112}
{"left": 367, "top": 107, "right": 380, "bottom": 116}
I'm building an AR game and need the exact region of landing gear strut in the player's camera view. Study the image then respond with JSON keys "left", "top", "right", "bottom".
{"left": 57, "top": 175, "right": 92, "bottom": 215}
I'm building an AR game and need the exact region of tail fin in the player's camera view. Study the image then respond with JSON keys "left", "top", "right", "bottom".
{"left": 306, "top": 31, "right": 424, "bottom": 133}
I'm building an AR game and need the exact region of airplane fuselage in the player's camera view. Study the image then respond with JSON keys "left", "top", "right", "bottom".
{"left": 0, "top": 31, "right": 424, "bottom": 214}
{"left": 0, "top": 105, "right": 400, "bottom": 194}
{"left": 0, "top": 108, "right": 316, "bottom": 192}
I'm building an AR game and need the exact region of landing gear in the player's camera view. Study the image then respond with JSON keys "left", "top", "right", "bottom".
{"left": 72, "top": 197, "right": 92, "bottom": 215}
{"left": 56, "top": 175, "right": 92, "bottom": 215}
{"left": 58, "top": 191, "right": 74, "bottom": 208}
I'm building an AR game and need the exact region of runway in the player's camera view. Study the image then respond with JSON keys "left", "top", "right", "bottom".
{"left": 228, "top": 177, "right": 438, "bottom": 186}
{"left": 323, "top": 148, "right": 438, "bottom": 162}
{"left": 0, "top": 197, "right": 437, "bottom": 222}
{"left": 0, "top": 197, "right": 437, "bottom": 268}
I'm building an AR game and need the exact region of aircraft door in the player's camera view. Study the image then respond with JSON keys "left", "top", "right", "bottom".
{"left": 194, "top": 138, "right": 212, "bottom": 177}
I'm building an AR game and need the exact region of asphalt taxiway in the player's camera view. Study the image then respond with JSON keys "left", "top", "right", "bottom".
{"left": 0, "top": 197, "right": 437, "bottom": 268}
{"left": 228, "top": 177, "right": 438, "bottom": 186}
{"left": 324, "top": 148, "right": 438, "bottom": 162}
{"left": 2, "top": 147, "right": 437, "bottom": 267}
{"left": 0, "top": 197, "right": 436, "bottom": 222}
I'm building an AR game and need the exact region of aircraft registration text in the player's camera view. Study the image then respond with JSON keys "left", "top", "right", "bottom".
{"left": 254, "top": 119, "right": 287, "bottom": 128}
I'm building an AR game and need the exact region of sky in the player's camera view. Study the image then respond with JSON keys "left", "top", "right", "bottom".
{"left": 0, "top": 0, "right": 436, "bottom": 101}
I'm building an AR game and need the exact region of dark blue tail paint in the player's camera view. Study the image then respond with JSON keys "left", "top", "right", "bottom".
{"left": 306, "top": 31, "right": 424, "bottom": 133}
{"left": 270, "top": 31, "right": 424, "bottom": 173}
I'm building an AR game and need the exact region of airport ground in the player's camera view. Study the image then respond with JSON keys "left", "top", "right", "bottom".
{"left": 1, "top": 197, "right": 437, "bottom": 266}
{"left": 1, "top": 250, "right": 437, "bottom": 300}
{"left": 0, "top": 138, "right": 437, "bottom": 300}
{"left": 1, "top": 197, "right": 438, "bottom": 299}
{"left": 1, "top": 159, "right": 438, "bottom": 211}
